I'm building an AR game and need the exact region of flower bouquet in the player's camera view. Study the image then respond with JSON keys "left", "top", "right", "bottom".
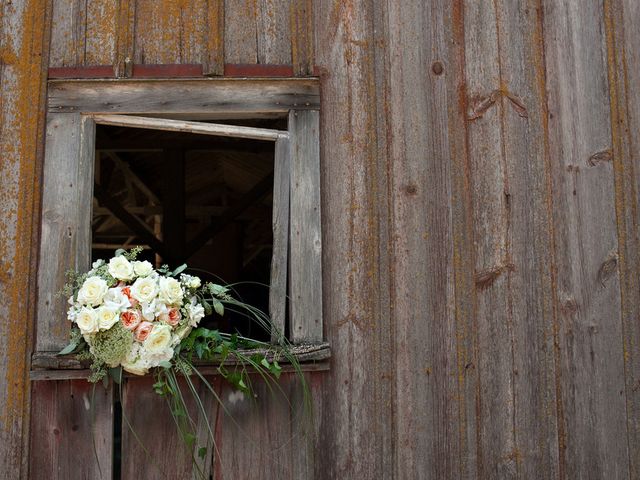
{"left": 59, "top": 247, "right": 307, "bottom": 476}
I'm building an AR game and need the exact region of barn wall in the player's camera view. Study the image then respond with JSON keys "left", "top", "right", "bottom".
{"left": 1, "top": 1, "right": 640, "bottom": 478}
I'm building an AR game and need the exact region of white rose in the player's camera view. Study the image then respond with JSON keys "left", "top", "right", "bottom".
{"left": 133, "top": 260, "right": 154, "bottom": 277}
{"left": 102, "top": 287, "right": 131, "bottom": 313}
{"left": 77, "top": 276, "right": 108, "bottom": 307}
{"left": 186, "top": 297, "right": 205, "bottom": 327}
{"left": 96, "top": 306, "right": 119, "bottom": 330}
{"left": 158, "top": 277, "right": 183, "bottom": 305}
{"left": 108, "top": 255, "right": 134, "bottom": 281}
{"left": 76, "top": 307, "right": 99, "bottom": 334}
{"left": 144, "top": 324, "right": 173, "bottom": 354}
{"left": 181, "top": 274, "right": 202, "bottom": 289}
{"left": 131, "top": 276, "right": 158, "bottom": 303}
{"left": 140, "top": 300, "right": 158, "bottom": 321}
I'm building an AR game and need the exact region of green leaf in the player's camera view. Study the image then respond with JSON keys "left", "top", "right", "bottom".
{"left": 171, "top": 264, "right": 187, "bottom": 276}
{"left": 270, "top": 361, "right": 282, "bottom": 379}
{"left": 213, "top": 301, "right": 224, "bottom": 316}
{"left": 184, "top": 433, "right": 196, "bottom": 448}
{"left": 58, "top": 341, "right": 77, "bottom": 355}
{"left": 158, "top": 361, "right": 172, "bottom": 369}
{"left": 114, "top": 248, "right": 126, "bottom": 257}
{"left": 198, "top": 447, "right": 207, "bottom": 459}
{"left": 108, "top": 367, "right": 123, "bottom": 384}
{"left": 102, "top": 375, "right": 109, "bottom": 389}
{"left": 260, "top": 358, "right": 270, "bottom": 369}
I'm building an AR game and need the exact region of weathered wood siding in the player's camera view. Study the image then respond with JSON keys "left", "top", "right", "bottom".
{"left": 1, "top": 1, "right": 640, "bottom": 478}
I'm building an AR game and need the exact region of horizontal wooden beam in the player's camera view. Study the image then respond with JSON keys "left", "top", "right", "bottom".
{"left": 30, "top": 343, "right": 331, "bottom": 376}
{"left": 48, "top": 78, "right": 320, "bottom": 116}
{"left": 92, "top": 114, "right": 287, "bottom": 141}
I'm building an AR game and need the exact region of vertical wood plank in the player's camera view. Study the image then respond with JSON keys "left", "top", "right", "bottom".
{"left": 256, "top": 0, "right": 292, "bottom": 65}
{"left": 463, "top": 3, "right": 516, "bottom": 476}
{"left": 36, "top": 113, "right": 95, "bottom": 351}
{"left": 270, "top": 137, "right": 290, "bottom": 343}
{"left": 313, "top": 0, "right": 395, "bottom": 478}
{"left": 0, "top": 0, "right": 52, "bottom": 477}
{"left": 495, "top": 3, "right": 561, "bottom": 478}
{"left": 544, "top": 1, "right": 629, "bottom": 478}
{"left": 385, "top": 1, "right": 466, "bottom": 477}
{"left": 224, "top": 0, "right": 258, "bottom": 64}
{"left": 288, "top": 110, "right": 322, "bottom": 343}
{"left": 203, "top": 0, "right": 225, "bottom": 76}
{"left": 290, "top": 0, "right": 313, "bottom": 75}
{"left": 605, "top": 0, "right": 640, "bottom": 477}
{"left": 84, "top": 0, "right": 118, "bottom": 66}
{"left": 115, "top": 0, "right": 135, "bottom": 77}
{"left": 120, "top": 377, "right": 199, "bottom": 479}
{"left": 49, "top": 0, "right": 87, "bottom": 67}
{"left": 29, "top": 380, "right": 113, "bottom": 480}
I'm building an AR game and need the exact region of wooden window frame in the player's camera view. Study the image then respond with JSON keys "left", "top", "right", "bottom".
{"left": 33, "top": 78, "right": 327, "bottom": 371}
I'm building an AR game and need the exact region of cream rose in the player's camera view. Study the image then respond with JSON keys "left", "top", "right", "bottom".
{"left": 96, "top": 306, "right": 119, "bottom": 330}
{"left": 131, "top": 276, "right": 158, "bottom": 303}
{"left": 108, "top": 255, "right": 134, "bottom": 281}
{"left": 77, "top": 276, "right": 109, "bottom": 307}
{"left": 144, "top": 324, "right": 173, "bottom": 353}
{"left": 76, "top": 307, "right": 99, "bottom": 334}
{"left": 158, "top": 277, "right": 183, "bottom": 305}
{"left": 102, "top": 287, "right": 131, "bottom": 312}
{"left": 133, "top": 260, "right": 154, "bottom": 277}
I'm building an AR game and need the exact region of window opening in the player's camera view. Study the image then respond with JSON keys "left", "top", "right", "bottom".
{"left": 92, "top": 118, "right": 285, "bottom": 342}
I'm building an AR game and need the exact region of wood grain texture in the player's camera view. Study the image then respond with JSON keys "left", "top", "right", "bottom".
{"left": 465, "top": 1, "right": 560, "bottom": 478}
{"left": 314, "top": 1, "right": 394, "bottom": 478}
{"left": 120, "top": 377, "right": 200, "bottom": 479}
{"left": 257, "top": 0, "right": 292, "bottom": 65}
{"left": 29, "top": 380, "right": 113, "bottom": 480}
{"left": 47, "top": 78, "right": 320, "bottom": 115}
{"left": 92, "top": 114, "right": 286, "bottom": 140}
{"left": 544, "top": 1, "right": 629, "bottom": 478}
{"left": 50, "top": 0, "right": 117, "bottom": 67}
{"left": 288, "top": 110, "right": 322, "bottom": 343}
{"left": 384, "top": 1, "right": 464, "bottom": 478}
{"left": 270, "top": 137, "right": 290, "bottom": 342}
{"left": 36, "top": 113, "right": 95, "bottom": 351}
{"left": 605, "top": 1, "right": 640, "bottom": 477}
{"left": 0, "top": 0, "right": 52, "bottom": 477}
{"left": 224, "top": 0, "right": 258, "bottom": 64}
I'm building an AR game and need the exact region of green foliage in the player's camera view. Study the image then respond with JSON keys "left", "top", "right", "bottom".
{"left": 91, "top": 323, "right": 134, "bottom": 367}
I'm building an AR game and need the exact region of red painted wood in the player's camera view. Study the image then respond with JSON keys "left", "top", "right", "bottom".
{"left": 223, "top": 63, "right": 294, "bottom": 77}
{"left": 48, "top": 66, "right": 115, "bottom": 78}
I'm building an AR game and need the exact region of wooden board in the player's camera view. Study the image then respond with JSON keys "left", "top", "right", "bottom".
{"left": 36, "top": 113, "right": 95, "bottom": 352}
{"left": 605, "top": 1, "right": 640, "bottom": 477}
{"left": 288, "top": 110, "right": 322, "bottom": 343}
{"left": 47, "top": 78, "right": 320, "bottom": 115}
{"left": 0, "top": 1, "right": 52, "bottom": 478}
{"left": 270, "top": 137, "right": 290, "bottom": 342}
{"left": 313, "top": 2, "right": 396, "bottom": 478}
{"left": 29, "top": 380, "right": 113, "bottom": 480}
{"left": 256, "top": 0, "right": 292, "bottom": 65}
{"left": 544, "top": 2, "right": 630, "bottom": 478}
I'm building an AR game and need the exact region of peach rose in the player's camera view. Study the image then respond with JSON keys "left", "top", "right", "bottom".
{"left": 121, "top": 286, "right": 139, "bottom": 307}
{"left": 159, "top": 307, "right": 181, "bottom": 327}
{"left": 134, "top": 321, "right": 154, "bottom": 342}
{"left": 120, "top": 309, "right": 142, "bottom": 330}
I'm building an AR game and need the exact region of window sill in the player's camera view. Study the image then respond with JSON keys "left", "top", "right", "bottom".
{"left": 29, "top": 342, "right": 331, "bottom": 380}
